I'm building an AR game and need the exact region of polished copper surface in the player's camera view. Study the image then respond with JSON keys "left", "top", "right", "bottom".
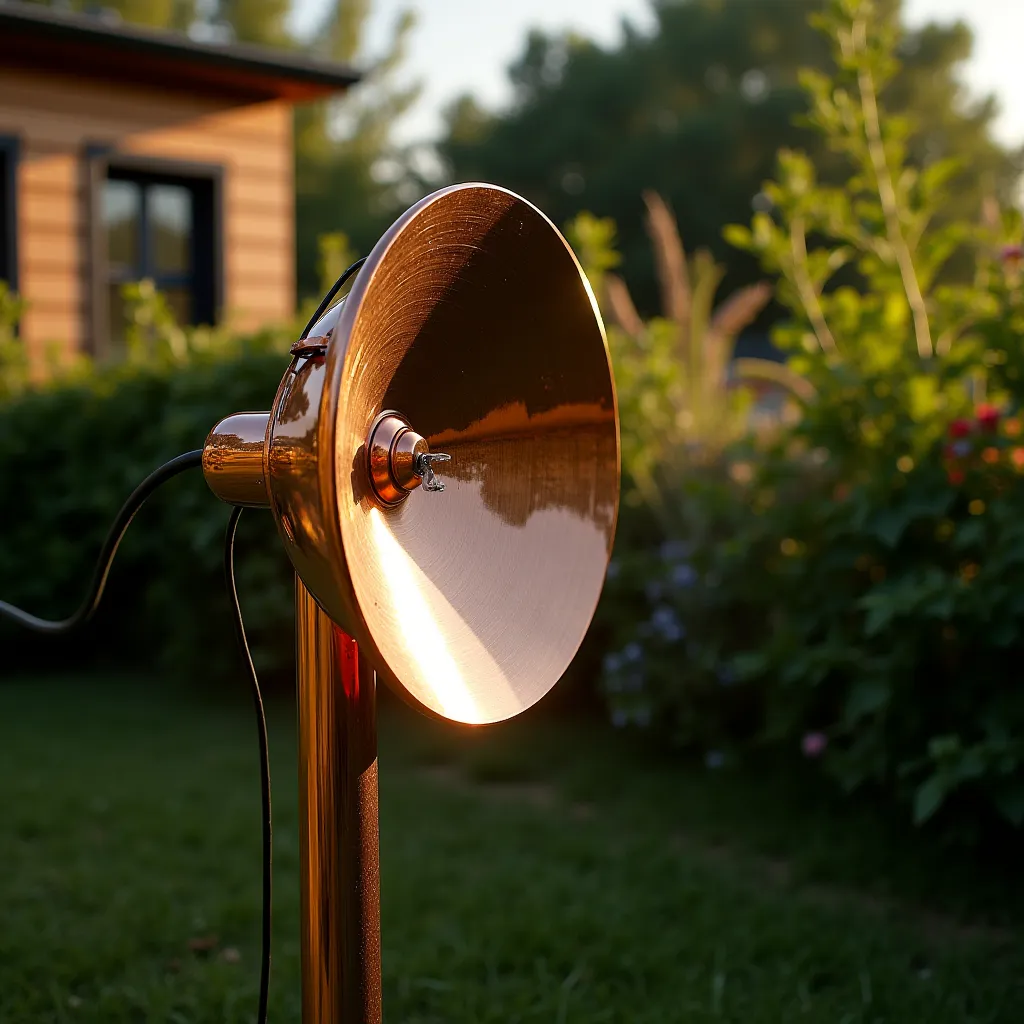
{"left": 202, "top": 185, "right": 618, "bottom": 723}
{"left": 265, "top": 183, "right": 619, "bottom": 724}
{"left": 296, "top": 580, "right": 381, "bottom": 1024}
{"left": 390, "top": 425, "right": 429, "bottom": 491}
{"left": 366, "top": 411, "right": 431, "bottom": 504}
{"left": 202, "top": 412, "right": 272, "bottom": 508}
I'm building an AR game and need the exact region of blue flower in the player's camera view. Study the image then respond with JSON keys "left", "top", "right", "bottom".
{"left": 650, "top": 605, "right": 685, "bottom": 643}
{"left": 603, "top": 652, "right": 623, "bottom": 675}
{"left": 952, "top": 439, "right": 972, "bottom": 458}
{"left": 660, "top": 540, "right": 692, "bottom": 563}
{"left": 611, "top": 708, "right": 629, "bottom": 729}
{"left": 622, "top": 642, "right": 644, "bottom": 664}
{"left": 671, "top": 563, "right": 698, "bottom": 589}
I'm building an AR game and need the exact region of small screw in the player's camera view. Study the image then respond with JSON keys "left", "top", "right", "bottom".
{"left": 415, "top": 452, "right": 451, "bottom": 492}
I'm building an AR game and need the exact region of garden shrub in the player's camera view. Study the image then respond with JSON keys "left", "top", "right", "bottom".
{"left": 0, "top": 292, "right": 299, "bottom": 685}
{"left": 599, "top": 0, "right": 1024, "bottom": 833}
{"left": 603, "top": 403, "right": 1024, "bottom": 830}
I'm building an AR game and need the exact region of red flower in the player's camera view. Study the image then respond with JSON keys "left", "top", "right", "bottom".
{"left": 948, "top": 419, "right": 972, "bottom": 439}
{"left": 977, "top": 404, "right": 1000, "bottom": 433}
{"left": 948, "top": 468, "right": 965, "bottom": 486}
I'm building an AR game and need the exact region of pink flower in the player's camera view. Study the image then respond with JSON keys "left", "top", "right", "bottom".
{"left": 1001, "top": 243, "right": 1023, "bottom": 265}
{"left": 802, "top": 731, "right": 828, "bottom": 758}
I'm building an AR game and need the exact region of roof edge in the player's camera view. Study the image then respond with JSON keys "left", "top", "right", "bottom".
{"left": 0, "top": 1, "right": 361, "bottom": 95}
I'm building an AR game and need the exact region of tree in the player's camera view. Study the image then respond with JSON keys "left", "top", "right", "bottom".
{"left": 293, "top": 3, "right": 421, "bottom": 298}
{"left": 439, "top": 0, "right": 1020, "bottom": 316}
{"left": 217, "top": 0, "right": 292, "bottom": 47}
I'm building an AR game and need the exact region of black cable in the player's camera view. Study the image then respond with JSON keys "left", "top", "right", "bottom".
{"left": 299, "top": 256, "right": 366, "bottom": 341}
{"left": 234, "top": 257, "right": 368, "bottom": 1015}
{"left": 0, "top": 449, "right": 203, "bottom": 634}
{"left": 1, "top": 453, "right": 273, "bottom": 1023}
{"left": 224, "top": 506, "right": 273, "bottom": 1024}
{"left": 1, "top": 449, "right": 273, "bottom": 1020}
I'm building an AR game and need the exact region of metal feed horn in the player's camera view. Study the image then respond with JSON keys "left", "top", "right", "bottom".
{"left": 202, "top": 183, "right": 619, "bottom": 1022}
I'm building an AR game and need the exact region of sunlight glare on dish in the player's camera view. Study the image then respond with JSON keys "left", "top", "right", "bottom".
{"left": 367, "top": 506, "right": 515, "bottom": 724}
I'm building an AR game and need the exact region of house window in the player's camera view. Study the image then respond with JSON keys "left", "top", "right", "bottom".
{"left": 0, "top": 137, "right": 17, "bottom": 290}
{"left": 101, "top": 164, "right": 218, "bottom": 346}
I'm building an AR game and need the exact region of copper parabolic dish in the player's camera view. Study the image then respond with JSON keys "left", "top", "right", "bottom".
{"left": 325, "top": 183, "right": 619, "bottom": 724}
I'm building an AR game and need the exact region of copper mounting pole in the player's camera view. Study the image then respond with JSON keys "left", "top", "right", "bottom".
{"left": 296, "top": 579, "right": 382, "bottom": 1024}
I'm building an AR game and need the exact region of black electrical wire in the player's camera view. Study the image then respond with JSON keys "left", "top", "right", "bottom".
{"left": 1, "top": 453, "right": 274, "bottom": 1024}
{"left": 0, "top": 449, "right": 203, "bottom": 633}
{"left": 0, "top": 256, "right": 371, "bottom": 1018}
{"left": 224, "top": 505, "right": 273, "bottom": 1024}
{"left": 298, "top": 256, "right": 366, "bottom": 341}
{"left": 224, "top": 261, "right": 369, "bottom": 1017}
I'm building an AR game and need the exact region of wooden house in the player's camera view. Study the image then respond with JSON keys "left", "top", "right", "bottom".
{"left": 0, "top": 2, "right": 359, "bottom": 365}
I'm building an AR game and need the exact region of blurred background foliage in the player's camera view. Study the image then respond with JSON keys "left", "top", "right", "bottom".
{"left": 593, "top": 0, "right": 1024, "bottom": 837}
{"left": 440, "top": 0, "right": 1020, "bottom": 314}
{"left": 24, "top": 0, "right": 1021, "bottom": 309}
{"left": 3, "top": 0, "right": 1024, "bottom": 842}
{"left": 0, "top": 296, "right": 297, "bottom": 686}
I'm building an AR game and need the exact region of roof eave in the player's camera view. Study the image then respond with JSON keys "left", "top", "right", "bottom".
{"left": 0, "top": 2, "right": 361, "bottom": 101}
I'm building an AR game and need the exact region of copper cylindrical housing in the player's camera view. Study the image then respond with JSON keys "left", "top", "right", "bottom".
{"left": 202, "top": 412, "right": 272, "bottom": 508}
{"left": 367, "top": 411, "right": 428, "bottom": 505}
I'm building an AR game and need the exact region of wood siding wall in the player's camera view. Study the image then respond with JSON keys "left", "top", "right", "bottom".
{"left": 0, "top": 67, "right": 294, "bottom": 366}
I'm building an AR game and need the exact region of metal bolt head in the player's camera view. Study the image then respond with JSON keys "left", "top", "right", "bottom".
{"left": 366, "top": 411, "right": 449, "bottom": 505}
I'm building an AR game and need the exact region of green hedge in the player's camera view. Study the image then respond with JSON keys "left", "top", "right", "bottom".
{"left": 0, "top": 332, "right": 296, "bottom": 685}
{"left": 0, "top": 311, "right": 612, "bottom": 709}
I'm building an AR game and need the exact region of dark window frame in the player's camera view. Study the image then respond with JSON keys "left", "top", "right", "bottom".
{"left": 87, "top": 150, "right": 223, "bottom": 357}
{"left": 0, "top": 134, "right": 18, "bottom": 292}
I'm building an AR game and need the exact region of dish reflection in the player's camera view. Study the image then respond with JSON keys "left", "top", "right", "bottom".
{"left": 347, "top": 417, "right": 613, "bottom": 723}
{"left": 326, "top": 183, "right": 619, "bottom": 723}
{"left": 365, "top": 505, "right": 515, "bottom": 723}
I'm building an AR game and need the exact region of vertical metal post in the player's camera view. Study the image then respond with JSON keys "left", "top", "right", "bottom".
{"left": 295, "top": 578, "right": 382, "bottom": 1024}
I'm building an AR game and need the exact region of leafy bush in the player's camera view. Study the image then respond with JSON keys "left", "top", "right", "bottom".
{"left": 604, "top": 405, "right": 1024, "bottom": 829}
{"left": 599, "top": 0, "right": 1024, "bottom": 833}
{"left": 0, "top": 282, "right": 28, "bottom": 400}
{"left": 570, "top": 195, "right": 789, "bottom": 512}
{"left": 0, "top": 299, "right": 298, "bottom": 685}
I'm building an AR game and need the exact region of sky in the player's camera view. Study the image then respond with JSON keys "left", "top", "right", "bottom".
{"left": 291, "top": 0, "right": 1024, "bottom": 150}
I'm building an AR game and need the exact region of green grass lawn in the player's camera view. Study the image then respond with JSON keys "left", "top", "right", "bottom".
{"left": 1, "top": 676, "right": 1022, "bottom": 1023}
